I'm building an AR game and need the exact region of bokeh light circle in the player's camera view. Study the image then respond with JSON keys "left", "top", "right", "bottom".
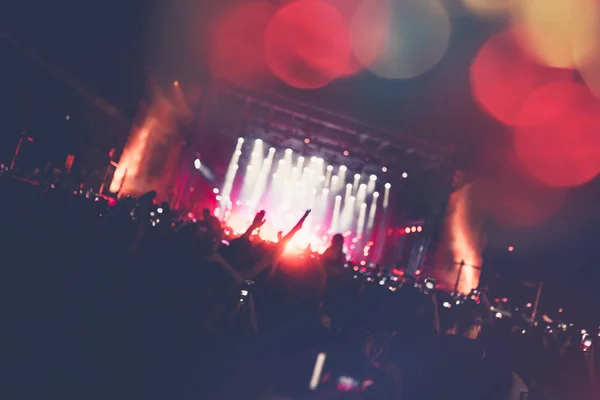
{"left": 512, "top": 0, "right": 600, "bottom": 68}
{"left": 206, "top": 2, "right": 278, "bottom": 88}
{"left": 350, "top": 0, "right": 451, "bottom": 79}
{"left": 579, "top": 52, "right": 600, "bottom": 99}
{"left": 264, "top": 0, "right": 352, "bottom": 89}
{"left": 461, "top": 0, "right": 516, "bottom": 18}
{"left": 514, "top": 81, "right": 600, "bottom": 187}
{"left": 470, "top": 29, "right": 571, "bottom": 126}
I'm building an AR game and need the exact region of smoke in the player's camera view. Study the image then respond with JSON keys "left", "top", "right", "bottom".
{"left": 435, "top": 180, "right": 485, "bottom": 293}
{"left": 110, "top": 80, "right": 193, "bottom": 200}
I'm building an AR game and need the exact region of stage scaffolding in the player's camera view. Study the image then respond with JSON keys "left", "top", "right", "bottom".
{"left": 169, "top": 80, "right": 456, "bottom": 271}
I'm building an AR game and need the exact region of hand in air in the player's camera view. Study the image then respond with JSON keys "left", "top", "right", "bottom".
{"left": 297, "top": 209, "right": 311, "bottom": 228}
{"left": 252, "top": 210, "right": 266, "bottom": 229}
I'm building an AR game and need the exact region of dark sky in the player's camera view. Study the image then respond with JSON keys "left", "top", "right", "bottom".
{"left": 2, "top": 0, "right": 600, "bottom": 324}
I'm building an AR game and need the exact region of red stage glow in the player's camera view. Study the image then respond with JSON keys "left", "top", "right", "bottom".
{"left": 470, "top": 29, "right": 571, "bottom": 126}
{"left": 264, "top": 0, "right": 352, "bottom": 89}
{"left": 514, "top": 81, "right": 600, "bottom": 187}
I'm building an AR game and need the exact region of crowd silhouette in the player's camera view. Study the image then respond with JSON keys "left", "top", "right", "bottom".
{"left": 1, "top": 175, "right": 597, "bottom": 400}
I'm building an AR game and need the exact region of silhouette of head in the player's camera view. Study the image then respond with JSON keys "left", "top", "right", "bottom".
{"left": 331, "top": 233, "right": 344, "bottom": 250}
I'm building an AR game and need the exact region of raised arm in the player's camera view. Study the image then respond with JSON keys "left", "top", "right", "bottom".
{"left": 244, "top": 209, "right": 311, "bottom": 279}
{"left": 241, "top": 210, "right": 266, "bottom": 239}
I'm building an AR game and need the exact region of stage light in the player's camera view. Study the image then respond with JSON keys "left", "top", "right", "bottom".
{"left": 238, "top": 137, "right": 244, "bottom": 143}
{"left": 370, "top": 175, "right": 377, "bottom": 181}
{"left": 327, "top": 165, "right": 333, "bottom": 171}
{"left": 558, "top": 308, "right": 563, "bottom": 313}
{"left": 443, "top": 302, "right": 451, "bottom": 308}
{"left": 508, "top": 246, "right": 515, "bottom": 252}
{"left": 346, "top": 183, "right": 352, "bottom": 189}
{"left": 255, "top": 139, "right": 262, "bottom": 144}
{"left": 213, "top": 188, "right": 219, "bottom": 194}
{"left": 173, "top": 80, "right": 179, "bottom": 87}
{"left": 340, "top": 165, "right": 347, "bottom": 171}
{"left": 65, "top": 115, "right": 70, "bottom": 120}
{"left": 373, "top": 192, "right": 379, "bottom": 198}
{"left": 385, "top": 183, "right": 391, "bottom": 189}
{"left": 285, "top": 148, "right": 292, "bottom": 154}
{"left": 382, "top": 166, "right": 388, "bottom": 172}
{"left": 417, "top": 226, "right": 422, "bottom": 232}
{"left": 354, "top": 173, "right": 361, "bottom": 180}
{"left": 194, "top": 159, "right": 201, "bottom": 169}
{"left": 304, "top": 138, "right": 310, "bottom": 144}
{"left": 411, "top": 226, "right": 417, "bottom": 232}
{"left": 335, "top": 195, "right": 342, "bottom": 200}
{"left": 343, "top": 150, "right": 349, "bottom": 156}
{"left": 495, "top": 312, "right": 503, "bottom": 319}
{"left": 405, "top": 227, "right": 411, "bottom": 233}
{"left": 269, "top": 147, "right": 276, "bottom": 153}
{"left": 424, "top": 278, "right": 435, "bottom": 290}
{"left": 157, "top": 207, "right": 163, "bottom": 214}
{"left": 402, "top": 172, "right": 408, "bottom": 178}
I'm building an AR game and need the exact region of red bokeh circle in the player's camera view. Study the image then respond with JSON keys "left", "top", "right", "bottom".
{"left": 206, "top": 2, "right": 277, "bottom": 88}
{"left": 264, "top": 0, "right": 352, "bottom": 89}
{"left": 470, "top": 29, "right": 571, "bottom": 126}
{"left": 515, "top": 81, "right": 600, "bottom": 187}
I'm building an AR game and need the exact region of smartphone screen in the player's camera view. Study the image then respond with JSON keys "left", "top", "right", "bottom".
{"left": 337, "top": 376, "right": 360, "bottom": 392}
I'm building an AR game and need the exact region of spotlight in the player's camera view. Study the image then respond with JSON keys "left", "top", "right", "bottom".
{"left": 173, "top": 80, "right": 179, "bottom": 87}
{"left": 213, "top": 188, "right": 219, "bottom": 194}
{"left": 417, "top": 226, "right": 423, "bottom": 232}
{"left": 582, "top": 334, "right": 592, "bottom": 352}
{"left": 402, "top": 172, "right": 408, "bottom": 178}
{"left": 335, "top": 195, "right": 342, "bottom": 200}
{"left": 340, "top": 165, "right": 347, "bottom": 171}
{"left": 285, "top": 148, "right": 292, "bottom": 154}
{"left": 495, "top": 312, "right": 503, "bottom": 319}
{"left": 443, "top": 302, "right": 451, "bottom": 308}
{"left": 382, "top": 166, "right": 388, "bottom": 172}
{"left": 411, "top": 226, "right": 416, "bottom": 232}
{"left": 238, "top": 137, "right": 244, "bottom": 143}
{"left": 405, "top": 227, "right": 411, "bottom": 233}
{"left": 354, "top": 173, "right": 361, "bottom": 180}
{"left": 327, "top": 165, "right": 333, "bottom": 171}
{"left": 194, "top": 159, "right": 201, "bottom": 169}
{"left": 269, "top": 147, "right": 276, "bottom": 153}
{"left": 424, "top": 278, "right": 435, "bottom": 291}
{"left": 304, "top": 138, "right": 311, "bottom": 144}
{"left": 346, "top": 183, "right": 352, "bottom": 189}
{"left": 343, "top": 150, "right": 349, "bottom": 156}
{"left": 370, "top": 175, "right": 377, "bottom": 181}
{"left": 508, "top": 246, "right": 515, "bottom": 252}
{"left": 373, "top": 192, "right": 379, "bottom": 198}
{"left": 385, "top": 183, "right": 391, "bottom": 189}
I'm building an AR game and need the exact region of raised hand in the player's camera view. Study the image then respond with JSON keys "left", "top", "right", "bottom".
{"left": 295, "top": 209, "right": 311, "bottom": 230}
{"left": 252, "top": 210, "right": 266, "bottom": 228}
